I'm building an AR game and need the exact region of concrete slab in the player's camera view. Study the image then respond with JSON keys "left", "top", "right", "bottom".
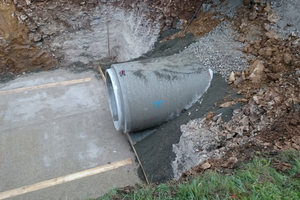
{"left": 0, "top": 69, "right": 140, "bottom": 199}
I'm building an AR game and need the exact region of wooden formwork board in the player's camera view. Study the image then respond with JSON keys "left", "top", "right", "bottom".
{"left": 0, "top": 158, "right": 132, "bottom": 200}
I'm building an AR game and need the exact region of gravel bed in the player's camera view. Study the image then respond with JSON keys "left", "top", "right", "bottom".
{"left": 183, "top": 21, "right": 250, "bottom": 80}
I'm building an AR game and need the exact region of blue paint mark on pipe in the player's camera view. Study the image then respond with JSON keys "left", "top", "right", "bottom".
{"left": 153, "top": 100, "right": 163, "bottom": 109}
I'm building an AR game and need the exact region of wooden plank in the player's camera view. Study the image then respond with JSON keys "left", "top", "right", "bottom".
{"left": 0, "top": 158, "right": 132, "bottom": 200}
{"left": 98, "top": 66, "right": 106, "bottom": 83}
{"left": 126, "top": 133, "right": 150, "bottom": 185}
{"left": 0, "top": 78, "right": 91, "bottom": 95}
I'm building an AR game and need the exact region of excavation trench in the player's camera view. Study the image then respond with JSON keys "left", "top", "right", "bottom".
{"left": 0, "top": 0, "right": 207, "bottom": 184}
{"left": 1, "top": 0, "right": 203, "bottom": 76}
{"left": 1, "top": 0, "right": 273, "bottom": 186}
{"left": 0, "top": 1, "right": 162, "bottom": 75}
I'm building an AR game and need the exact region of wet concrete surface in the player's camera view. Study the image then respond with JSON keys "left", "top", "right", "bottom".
{"left": 0, "top": 69, "right": 140, "bottom": 199}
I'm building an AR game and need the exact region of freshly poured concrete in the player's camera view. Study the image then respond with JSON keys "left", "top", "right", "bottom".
{"left": 0, "top": 69, "right": 140, "bottom": 199}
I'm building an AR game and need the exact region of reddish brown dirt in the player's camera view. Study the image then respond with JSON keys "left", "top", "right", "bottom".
{"left": 0, "top": 39, "right": 57, "bottom": 74}
{"left": 0, "top": 2, "right": 57, "bottom": 75}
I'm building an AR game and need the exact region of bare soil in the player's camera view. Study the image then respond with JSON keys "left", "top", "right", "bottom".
{"left": 0, "top": 2, "right": 56, "bottom": 75}
{"left": 0, "top": 0, "right": 203, "bottom": 76}
{"left": 135, "top": 1, "right": 300, "bottom": 182}
{"left": 180, "top": 2, "right": 300, "bottom": 179}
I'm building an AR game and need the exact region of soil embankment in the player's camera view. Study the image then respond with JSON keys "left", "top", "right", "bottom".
{"left": 0, "top": 0, "right": 203, "bottom": 76}
{"left": 175, "top": 0, "right": 300, "bottom": 180}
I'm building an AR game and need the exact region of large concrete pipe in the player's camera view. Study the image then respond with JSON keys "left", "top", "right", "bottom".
{"left": 105, "top": 54, "right": 213, "bottom": 133}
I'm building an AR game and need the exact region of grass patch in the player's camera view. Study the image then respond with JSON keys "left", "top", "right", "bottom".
{"left": 95, "top": 151, "right": 300, "bottom": 200}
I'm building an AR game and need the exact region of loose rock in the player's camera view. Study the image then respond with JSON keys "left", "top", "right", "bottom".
{"left": 228, "top": 72, "right": 235, "bottom": 84}
{"left": 249, "top": 60, "right": 265, "bottom": 83}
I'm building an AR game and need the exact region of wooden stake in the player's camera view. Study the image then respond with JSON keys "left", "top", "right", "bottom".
{"left": 98, "top": 66, "right": 106, "bottom": 83}
{"left": 0, "top": 158, "right": 132, "bottom": 200}
{"left": 126, "top": 133, "right": 150, "bottom": 185}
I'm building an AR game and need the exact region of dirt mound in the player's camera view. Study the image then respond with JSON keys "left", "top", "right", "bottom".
{"left": 178, "top": 1, "right": 300, "bottom": 179}
{"left": 180, "top": 72, "right": 300, "bottom": 178}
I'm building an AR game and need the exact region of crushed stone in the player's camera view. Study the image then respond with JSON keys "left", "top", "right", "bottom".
{"left": 270, "top": 0, "right": 300, "bottom": 37}
{"left": 183, "top": 21, "right": 250, "bottom": 80}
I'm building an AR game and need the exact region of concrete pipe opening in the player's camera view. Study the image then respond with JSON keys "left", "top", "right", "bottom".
{"left": 106, "top": 69, "right": 124, "bottom": 131}
{"left": 105, "top": 54, "right": 213, "bottom": 133}
{"left": 106, "top": 73, "right": 118, "bottom": 121}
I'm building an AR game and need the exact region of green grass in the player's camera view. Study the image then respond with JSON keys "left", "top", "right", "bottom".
{"left": 96, "top": 151, "right": 300, "bottom": 200}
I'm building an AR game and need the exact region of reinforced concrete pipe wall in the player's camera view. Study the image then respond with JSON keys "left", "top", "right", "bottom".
{"left": 105, "top": 54, "right": 213, "bottom": 133}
